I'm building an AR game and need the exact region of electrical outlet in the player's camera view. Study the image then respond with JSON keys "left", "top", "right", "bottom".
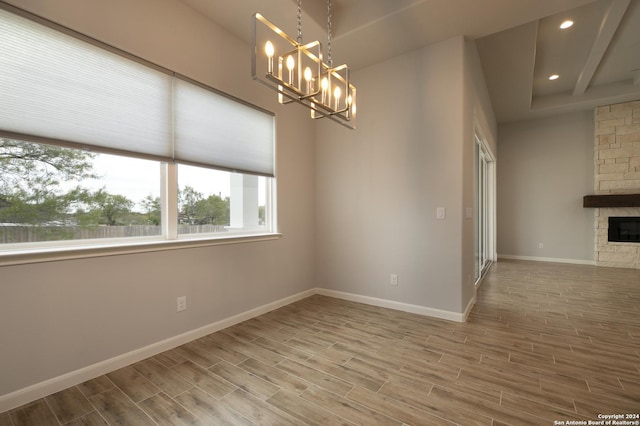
{"left": 390, "top": 274, "right": 398, "bottom": 286}
{"left": 177, "top": 296, "right": 187, "bottom": 312}
{"left": 538, "top": 243, "right": 544, "bottom": 249}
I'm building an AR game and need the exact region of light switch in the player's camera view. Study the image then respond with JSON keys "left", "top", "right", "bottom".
{"left": 437, "top": 207, "right": 446, "bottom": 219}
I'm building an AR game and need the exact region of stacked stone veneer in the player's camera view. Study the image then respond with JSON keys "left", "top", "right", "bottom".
{"left": 594, "top": 100, "right": 640, "bottom": 269}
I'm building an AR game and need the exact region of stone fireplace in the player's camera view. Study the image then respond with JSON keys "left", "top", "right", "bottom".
{"left": 593, "top": 100, "right": 640, "bottom": 269}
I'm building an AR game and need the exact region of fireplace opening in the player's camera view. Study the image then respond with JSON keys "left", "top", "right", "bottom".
{"left": 608, "top": 217, "right": 640, "bottom": 243}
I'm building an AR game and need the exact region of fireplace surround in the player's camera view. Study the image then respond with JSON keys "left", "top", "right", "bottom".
{"left": 590, "top": 100, "right": 640, "bottom": 269}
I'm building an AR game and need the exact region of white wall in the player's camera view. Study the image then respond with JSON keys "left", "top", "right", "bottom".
{"left": 315, "top": 36, "right": 496, "bottom": 316}
{"left": 0, "top": 0, "right": 315, "bottom": 399}
{"left": 462, "top": 39, "right": 498, "bottom": 303}
{"left": 497, "top": 111, "right": 594, "bottom": 262}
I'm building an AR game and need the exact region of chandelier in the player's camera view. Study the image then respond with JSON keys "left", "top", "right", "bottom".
{"left": 252, "top": 0, "right": 356, "bottom": 129}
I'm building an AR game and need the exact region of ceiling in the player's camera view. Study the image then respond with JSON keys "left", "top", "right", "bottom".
{"left": 180, "top": 0, "right": 640, "bottom": 123}
{"left": 477, "top": 0, "right": 640, "bottom": 122}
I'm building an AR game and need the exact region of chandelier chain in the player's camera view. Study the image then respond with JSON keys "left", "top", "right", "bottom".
{"left": 296, "top": 0, "right": 303, "bottom": 43}
{"left": 327, "top": 0, "right": 333, "bottom": 67}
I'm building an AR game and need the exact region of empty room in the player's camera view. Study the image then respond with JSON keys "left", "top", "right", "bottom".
{"left": 1, "top": 0, "right": 639, "bottom": 424}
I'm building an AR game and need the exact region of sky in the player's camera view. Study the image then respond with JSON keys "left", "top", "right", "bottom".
{"left": 82, "top": 153, "right": 232, "bottom": 212}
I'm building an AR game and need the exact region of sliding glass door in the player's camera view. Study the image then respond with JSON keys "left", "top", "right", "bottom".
{"left": 475, "top": 134, "right": 495, "bottom": 282}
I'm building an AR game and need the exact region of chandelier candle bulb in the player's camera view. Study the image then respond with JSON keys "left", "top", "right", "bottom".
{"left": 265, "top": 41, "right": 274, "bottom": 73}
{"left": 304, "top": 67, "right": 312, "bottom": 93}
{"left": 321, "top": 77, "right": 328, "bottom": 104}
{"left": 286, "top": 55, "right": 295, "bottom": 85}
{"left": 334, "top": 86, "right": 341, "bottom": 110}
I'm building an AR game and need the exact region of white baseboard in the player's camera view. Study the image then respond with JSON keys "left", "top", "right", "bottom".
{"left": 0, "top": 288, "right": 315, "bottom": 413}
{"left": 498, "top": 254, "right": 596, "bottom": 266}
{"left": 315, "top": 288, "right": 468, "bottom": 323}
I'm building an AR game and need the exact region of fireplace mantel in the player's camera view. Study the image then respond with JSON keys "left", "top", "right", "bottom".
{"left": 583, "top": 194, "right": 640, "bottom": 208}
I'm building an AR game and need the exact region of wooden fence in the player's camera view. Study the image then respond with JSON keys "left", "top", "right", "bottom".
{"left": 0, "top": 225, "right": 228, "bottom": 244}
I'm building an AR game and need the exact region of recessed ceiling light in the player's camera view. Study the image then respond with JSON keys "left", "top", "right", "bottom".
{"left": 560, "top": 20, "right": 574, "bottom": 29}
{"left": 549, "top": 74, "right": 560, "bottom": 80}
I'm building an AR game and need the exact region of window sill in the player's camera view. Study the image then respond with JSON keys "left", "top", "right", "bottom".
{"left": 0, "top": 233, "right": 282, "bottom": 267}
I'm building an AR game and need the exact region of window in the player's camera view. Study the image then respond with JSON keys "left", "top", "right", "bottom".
{"left": 177, "top": 165, "right": 271, "bottom": 236}
{"left": 0, "top": 140, "right": 162, "bottom": 244}
{"left": 0, "top": 139, "right": 274, "bottom": 249}
{"left": 0, "top": 4, "right": 276, "bottom": 257}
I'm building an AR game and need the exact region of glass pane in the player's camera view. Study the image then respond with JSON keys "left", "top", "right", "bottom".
{"left": 177, "top": 164, "right": 270, "bottom": 235}
{"left": 0, "top": 138, "right": 161, "bottom": 244}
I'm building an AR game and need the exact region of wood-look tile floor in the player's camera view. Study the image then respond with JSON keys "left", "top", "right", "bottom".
{"left": 2, "top": 259, "right": 640, "bottom": 425}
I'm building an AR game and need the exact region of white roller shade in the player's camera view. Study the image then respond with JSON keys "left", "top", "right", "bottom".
{"left": 173, "top": 78, "right": 275, "bottom": 177}
{"left": 0, "top": 7, "right": 173, "bottom": 159}
{"left": 0, "top": 5, "right": 274, "bottom": 176}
